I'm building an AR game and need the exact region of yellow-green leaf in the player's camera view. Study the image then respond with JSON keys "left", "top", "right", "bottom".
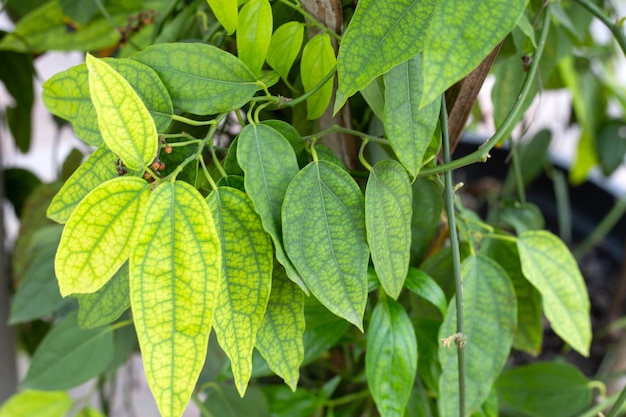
{"left": 86, "top": 54, "right": 158, "bottom": 171}
{"left": 207, "top": 187, "right": 273, "bottom": 396}
{"left": 301, "top": 34, "right": 336, "bottom": 120}
{"left": 130, "top": 181, "right": 221, "bottom": 417}
{"left": 282, "top": 161, "right": 369, "bottom": 329}
{"left": 237, "top": 0, "right": 272, "bottom": 77}
{"left": 207, "top": 0, "right": 238, "bottom": 34}
{"left": 0, "top": 391, "right": 71, "bottom": 417}
{"left": 517, "top": 230, "right": 591, "bottom": 356}
{"left": 256, "top": 264, "right": 305, "bottom": 391}
{"left": 55, "top": 177, "right": 149, "bottom": 296}
{"left": 365, "top": 160, "right": 412, "bottom": 299}
{"left": 267, "top": 22, "right": 304, "bottom": 82}
{"left": 47, "top": 147, "right": 118, "bottom": 223}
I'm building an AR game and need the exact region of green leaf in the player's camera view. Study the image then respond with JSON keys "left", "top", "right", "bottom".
{"left": 282, "top": 160, "right": 369, "bottom": 330}
{"left": 55, "top": 177, "right": 149, "bottom": 296}
{"left": 360, "top": 76, "right": 385, "bottom": 122}
{"left": 335, "top": 0, "right": 436, "bottom": 113}
{"left": 496, "top": 362, "right": 592, "bottom": 417}
{"left": 260, "top": 120, "right": 307, "bottom": 166}
{"left": 3, "top": 168, "right": 41, "bottom": 218}
{"left": 482, "top": 239, "right": 542, "bottom": 356}
{"left": 9, "top": 225, "right": 68, "bottom": 324}
{"left": 383, "top": 54, "right": 440, "bottom": 176}
{"left": 76, "top": 262, "right": 130, "bottom": 329}
{"left": 237, "top": 0, "right": 272, "bottom": 76}
{"left": 130, "top": 181, "right": 221, "bottom": 417}
{"left": 267, "top": 22, "right": 304, "bottom": 81}
{"left": 595, "top": 119, "right": 626, "bottom": 176}
{"left": 60, "top": 0, "right": 99, "bottom": 25}
{"left": 256, "top": 265, "right": 305, "bottom": 391}
{"left": 301, "top": 297, "right": 351, "bottom": 365}
{"left": 0, "top": 391, "right": 72, "bottom": 417}
{"left": 203, "top": 383, "right": 270, "bottom": 417}
{"left": 42, "top": 58, "right": 173, "bottom": 146}
{"left": 421, "top": 0, "right": 527, "bottom": 106}
{"left": 208, "top": 187, "right": 273, "bottom": 396}
{"left": 47, "top": 147, "right": 119, "bottom": 223}
{"left": 365, "top": 160, "right": 412, "bottom": 299}
{"left": 0, "top": 50, "right": 33, "bottom": 152}
{"left": 301, "top": 34, "right": 336, "bottom": 120}
{"left": 86, "top": 54, "right": 159, "bottom": 171}
{"left": 403, "top": 268, "right": 447, "bottom": 317}
{"left": 410, "top": 178, "right": 442, "bottom": 265}
{"left": 498, "top": 202, "right": 545, "bottom": 235}
{"left": 0, "top": 0, "right": 131, "bottom": 53}
{"left": 366, "top": 296, "right": 418, "bottom": 417}
{"left": 237, "top": 124, "right": 307, "bottom": 293}
{"left": 21, "top": 312, "right": 114, "bottom": 390}
{"left": 517, "top": 230, "right": 591, "bottom": 356}
{"left": 438, "top": 255, "right": 516, "bottom": 417}
{"left": 207, "top": 0, "right": 238, "bottom": 34}
{"left": 132, "top": 42, "right": 258, "bottom": 114}
{"left": 74, "top": 407, "right": 106, "bottom": 417}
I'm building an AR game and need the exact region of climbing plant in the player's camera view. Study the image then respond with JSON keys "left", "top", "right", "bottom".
{"left": 2, "top": 0, "right": 626, "bottom": 416}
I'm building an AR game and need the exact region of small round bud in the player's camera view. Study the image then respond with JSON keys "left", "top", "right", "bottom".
{"left": 164, "top": 145, "right": 173, "bottom": 154}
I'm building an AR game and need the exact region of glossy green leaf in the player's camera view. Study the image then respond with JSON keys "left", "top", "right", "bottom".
{"left": 237, "top": 0, "right": 272, "bottom": 76}
{"left": 0, "top": 0, "right": 132, "bottom": 53}
{"left": 237, "top": 124, "right": 307, "bottom": 292}
{"left": 384, "top": 54, "right": 440, "bottom": 176}
{"left": 256, "top": 265, "right": 305, "bottom": 391}
{"left": 203, "top": 383, "right": 270, "bottom": 417}
{"left": 301, "top": 34, "right": 336, "bottom": 120}
{"left": 260, "top": 120, "right": 307, "bottom": 166}
{"left": 366, "top": 296, "right": 417, "bottom": 417}
{"left": 133, "top": 43, "right": 258, "bottom": 114}
{"left": 207, "top": 0, "right": 238, "bottom": 34}
{"left": 438, "top": 255, "right": 516, "bottom": 417}
{"left": 9, "top": 225, "right": 68, "bottom": 324}
{"left": 267, "top": 22, "right": 304, "bottom": 81}
{"left": 335, "top": 0, "right": 436, "bottom": 113}
{"left": 410, "top": 178, "right": 442, "bottom": 265}
{"left": 403, "top": 267, "right": 447, "bottom": 317}
{"left": 517, "top": 230, "right": 591, "bottom": 356}
{"left": 421, "top": 0, "right": 527, "bottom": 106}
{"left": 282, "top": 160, "right": 368, "bottom": 329}
{"left": 21, "top": 312, "right": 114, "bottom": 390}
{"left": 130, "top": 181, "right": 221, "bottom": 417}
{"left": 208, "top": 187, "right": 273, "bottom": 396}
{"left": 55, "top": 177, "right": 149, "bottom": 296}
{"left": 76, "top": 262, "right": 130, "bottom": 329}
{"left": 47, "top": 147, "right": 118, "bottom": 223}
{"left": 365, "top": 160, "right": 412, "bottom": 299}
{"left": 496, "top": 362, "right": 592, "bottom": 417}
{"left": 0, "top": 391, "right": 71, "bottom": 417}
{"left": 42, "top": 58, "right": 173, "bottom": 146}
{"left": 86, "top": 54, "right": 158, "bottom": 171}
{"left": 482, "top": 239, "right": 542, "bottom": 355}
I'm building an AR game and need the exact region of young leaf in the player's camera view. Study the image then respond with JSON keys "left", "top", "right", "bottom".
{"left": 47, "top": 147, "right": 118, "bottom": 223}
{"left": 237, "top": 0, "right": 272, "bottom": 77}
{"left": 237, "top": 124, "right": 307, "bottom": 293}
{"left": 208, "top": 187, "right": 273, "bottom": 396}
{"left": 86, "top": 54, "right": 158, "bottom": 171}
{"left": 207, "top": 0, "right": 238, "bottom": 34}
{"left": 334, "top": 0, "right": 437, "bottom": 113}
{"left": 421, "top": 0, "right": 527, "bottom": 106}
{"left": 403, "top": 268, "right": 447, "bottom": 317}
{"left": 76, "top": 262, "right": 130, "bottom": 329}
{"left": 0, "top": 391, "right": 71, "bottom": 417}
{"left": 256, "top": 265, "right": 305, "bottom": 391}
{"left": 496, "top": 362, "right": 592, "bottom": 417}
{"left": 438, "top": 255, "right": 516, "bottom": 417}
{"left": 132, "top": 43, "right": 257, "bottom": 114}
{"left": 267, "top": 22, "right": 304, "bottom": 82}
{"left": 20, "top": 312, "right": 114, "bottom": 390}
{"left": 366, "top": 296, "right": 418, "bottom": 417}
{"left": 130, "top": 181, "right": 221, "bottom": 417}
{"left": 55, "top": 177, "right": 149, "bottom": 296}
{"left": 282, "top": 161, "right": 369, "bottom": 330}
{"left": 517, "top": 230, "right": 591, "bottom": 356}
{"left": 301, "top": 34, "right": 336, "bottom": 120}
{"left": 383, "top": 54, "right": 440, "bottom": 176}
{"left": 365, "top": 160, "right": 412, "bottom": 299}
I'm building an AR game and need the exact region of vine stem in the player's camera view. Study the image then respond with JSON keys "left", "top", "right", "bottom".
{"left": 605, "top": 384, "right": 626, "bottom": 417}
{"left": 441, "top": 97, "right": 466, "bottom": 417}
{"left": 275, "top": 0, "right": 342, "bottom": 42}
{"left": 574, "top": 0, "right": 626, "bottom": 58}
{"left": 419, "top": 5, "right": 552, "bottom": 177}
{"left": 303, "top": 125, "right": 388, "bottom": 145}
